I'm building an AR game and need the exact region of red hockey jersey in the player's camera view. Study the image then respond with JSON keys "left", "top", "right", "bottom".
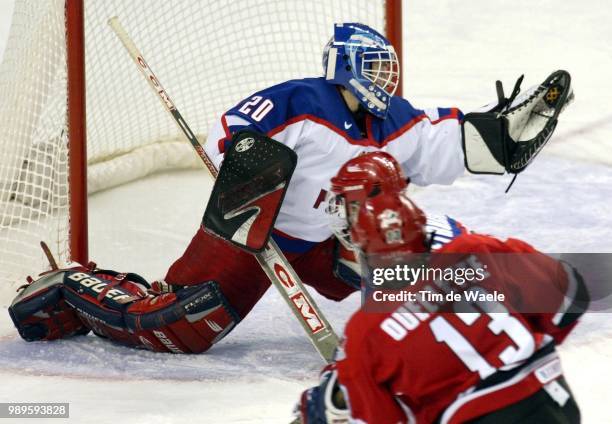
{"left": 335, "top": 233, "right": 584, "bottom": 424}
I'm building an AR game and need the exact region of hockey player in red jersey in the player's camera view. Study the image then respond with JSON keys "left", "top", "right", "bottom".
{"left": 295, "top": 193, "right": 587, "bottom": 423}
{"left": 9, "top": 22, "right": 572, "bottom": 355}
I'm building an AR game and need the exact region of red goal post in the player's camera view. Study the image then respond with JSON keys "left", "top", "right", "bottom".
{"left": 0, "top": 0, "right": 402, "bottom": 295}
{"left": 66, "top": 0, "right": 87, "bottom": 266}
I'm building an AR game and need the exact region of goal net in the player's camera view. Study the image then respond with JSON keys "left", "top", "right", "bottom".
{"left": 0, "top": 0, "right": 398, "bottom": 301}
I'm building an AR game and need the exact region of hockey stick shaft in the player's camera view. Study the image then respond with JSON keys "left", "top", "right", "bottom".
{"left": 108, "top": 17, "right": 338, "bottom": 363}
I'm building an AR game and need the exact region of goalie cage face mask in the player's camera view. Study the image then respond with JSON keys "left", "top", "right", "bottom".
{"left": 323, "top": 22, "right": 400, "bottom": 119}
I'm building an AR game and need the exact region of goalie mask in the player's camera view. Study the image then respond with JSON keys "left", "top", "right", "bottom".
{"left": 323, "top": 23, "right": 400, "bottom": 119}
{"left": 326, "top": 151, "right": 407, "bottom": 246}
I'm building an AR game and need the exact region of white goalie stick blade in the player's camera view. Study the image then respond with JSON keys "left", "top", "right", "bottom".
{"left": 109, "top": 17, "right": 339, "bottom": 363}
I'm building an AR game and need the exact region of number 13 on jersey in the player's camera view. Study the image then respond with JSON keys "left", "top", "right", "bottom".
{"left": 430, "top": 309, "right": 536, "bottom": 379}
{"left": 381, "top": 301, "right": 536, "bottom": 380}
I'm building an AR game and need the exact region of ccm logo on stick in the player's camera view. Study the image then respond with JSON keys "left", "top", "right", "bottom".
{"left": 136, "top": 55, "right": 175, "bottom": 110}
{"left": 273, "top": 263, "right": 296, "bottom": 291}
{"left": 290, "top": 293, "right": 324, "bottom": 334}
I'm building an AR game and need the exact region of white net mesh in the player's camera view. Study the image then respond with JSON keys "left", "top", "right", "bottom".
{"left": 0, "top": 0, "right": 388, "bottom": 299}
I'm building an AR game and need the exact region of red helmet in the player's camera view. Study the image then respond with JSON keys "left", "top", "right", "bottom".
{"left": 330, "top": 151, "right": 407, "bottom": 208}
{"left": 327, "top": 152, "right": 408, "bottom": 246}
{"left": 350, "top": 192, "right": 427, "bottom": 256}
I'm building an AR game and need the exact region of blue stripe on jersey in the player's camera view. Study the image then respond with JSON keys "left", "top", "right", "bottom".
{"left": 446, "top": 216, "right": 466, "bottom": 237}
{"left": 428, "top": 215, "right": 467, "bottom": 251}
{"left": 437, "top": 107, "right": 452, "bottom": 118}
{"left": 437, "top": 107, "right": 464, "bottom": 121}
{"left": 271, "top": 231, "right": 317, "bottom": 254}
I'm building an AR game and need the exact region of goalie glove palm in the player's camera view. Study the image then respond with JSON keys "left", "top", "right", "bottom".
{"left": 462, "top": 70, "right": 573, "bottom": 175}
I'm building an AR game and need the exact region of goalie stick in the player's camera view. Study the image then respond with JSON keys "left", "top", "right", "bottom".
{"left": 108, "top": 17, "right": 339, "bottom": 363}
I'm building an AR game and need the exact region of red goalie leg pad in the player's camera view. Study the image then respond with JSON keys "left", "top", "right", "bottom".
{"left": 61, "top": 269, "right": 149, "bottom": 347}
{"left": 165, "top": 227, "right": 271, "bottom": 319}
{"left": 124, "top": 281, "right": 240, "bottom": 353}
{"left": 289, "top": 238, "right": 357, "bottom": 301}
{"left": 168, "top": 302, "right": 238, "bottom": 352}
{"left": 62, "top": 267, "right": 240, "bottom": 353}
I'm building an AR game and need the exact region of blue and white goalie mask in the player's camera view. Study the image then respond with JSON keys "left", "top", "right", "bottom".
{"left": 323, "top": 23, "right": 400, "bottom": 119}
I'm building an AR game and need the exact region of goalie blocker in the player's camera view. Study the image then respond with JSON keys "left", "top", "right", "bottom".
{"left": 462, "top": 70, "right": 573, "bottom": 175}
{"left": 9, "top": 264, "right": 240, "bottom": 353}
{"left": 203, "top": 129, "right": 297, "bottom": 252}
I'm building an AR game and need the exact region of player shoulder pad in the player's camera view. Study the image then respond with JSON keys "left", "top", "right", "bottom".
{"left": 440, "top": 233, "right": 543, "bottom": 256}
{"left": 437, "top": 232, "right": 507, "bottom": 254}
{"left": 387, "top": 96, "right": 424, "bottom": 122}
{"left": 501, "top": 237, "right": 539, "bottom": 253}
{"left": 226, "top": 78, "right": 328, "bottom": 134}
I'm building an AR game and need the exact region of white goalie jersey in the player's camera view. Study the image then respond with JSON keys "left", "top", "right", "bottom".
{"left": 205, "top": 77, "right": 465, "bottom": 250}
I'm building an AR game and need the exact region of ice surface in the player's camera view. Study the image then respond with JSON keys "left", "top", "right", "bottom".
{"left": 1, "top": 0, "right": 611, "bottom": 423}
{"left": 1, "top": 159, "right": 611, "bottom": 423}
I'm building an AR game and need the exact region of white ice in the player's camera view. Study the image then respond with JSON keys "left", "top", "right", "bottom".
{"left": 1, "top": 1, "right": 612, "bottom": 423}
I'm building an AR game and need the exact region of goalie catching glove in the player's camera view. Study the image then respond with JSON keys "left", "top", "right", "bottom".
{"left": 462, "top": 69, "right": 573, "bottom": 174}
